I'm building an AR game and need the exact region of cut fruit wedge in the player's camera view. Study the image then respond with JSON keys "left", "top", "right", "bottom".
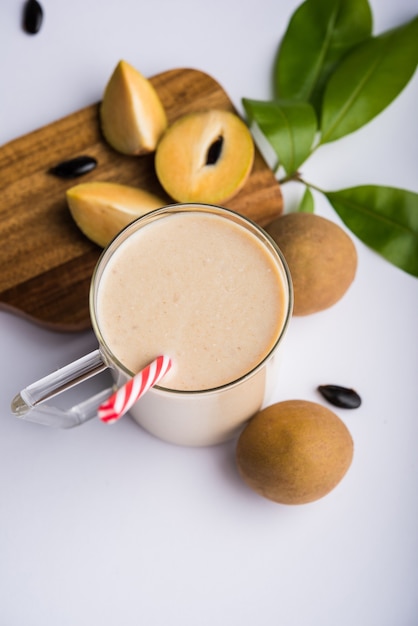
{"left": 66, "top": 181, "right": 165, "bottom": 247}
{"left": 100, "top": 60, "right": 167, "bottom": 155}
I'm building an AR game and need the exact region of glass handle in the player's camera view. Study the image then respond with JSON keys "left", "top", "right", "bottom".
{"left": 11, "top": 349, "right": 113, "bottom": 428}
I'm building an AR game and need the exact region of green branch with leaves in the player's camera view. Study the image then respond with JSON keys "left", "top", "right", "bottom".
{"left": 242, "top": 0, "right": 418, "bottom": 277}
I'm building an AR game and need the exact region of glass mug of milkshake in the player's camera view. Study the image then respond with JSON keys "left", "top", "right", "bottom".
{"left": 12, "top": 204, "right": 293, "bottom": 446}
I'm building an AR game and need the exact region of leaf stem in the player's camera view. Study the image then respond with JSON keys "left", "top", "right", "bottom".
{"left": 298, "top": 178, "right": 326, "bottom": 195}
{"left": 278, "top": 171, "right": 326, "bottom": 197}
{"left": 278, "top": 171, "right": 302, "bottom": 184}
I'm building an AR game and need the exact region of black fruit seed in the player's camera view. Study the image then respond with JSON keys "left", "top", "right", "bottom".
{"left": 49, "top": 156, "right": 98, "bottom": 179}
{"left": 318, "top": 384, "right": 361, "bottom": 409}
{"left": 23, "top": 0, "right": 43, "bottom": 34}
{"left": 206, "top": 136, "right": 224, "bottom": 165}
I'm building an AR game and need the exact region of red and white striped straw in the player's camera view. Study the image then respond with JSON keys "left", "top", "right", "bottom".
{"left": 98, "top": 355, "right": 172, "bottom": 424}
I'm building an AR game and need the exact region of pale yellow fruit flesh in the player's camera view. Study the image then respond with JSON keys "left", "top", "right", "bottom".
{"left": 155, "top": 110, "right": 255, "bottom": 204}
{"left": 66, "top": 181, "right": 165, "bottom": 247}
{"left": 100, "top": 60, "right": 167, "bottom": 155}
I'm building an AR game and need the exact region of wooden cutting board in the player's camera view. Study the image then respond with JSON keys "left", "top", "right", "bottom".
{"left": 0, "top": 67, "right": 282, "bottom": 331}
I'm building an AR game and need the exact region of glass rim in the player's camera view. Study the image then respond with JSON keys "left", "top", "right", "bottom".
{"left": 89, "top": 202, "right": 293, "bottom": 396}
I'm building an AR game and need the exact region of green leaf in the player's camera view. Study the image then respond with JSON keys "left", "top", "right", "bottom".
{"left": 275, "top": 0, "right": 372, "bottom": 113}
{"left": 298, "top": 187, "right": 315, "bottom": 213}
{"left": 325, "top": 185, "right": 418, "bottom": 276}
{"left": 242, "top": 98, "right": 317, "bottom": 174}
{"left": 320, "top": 16, "right": 418, "bottom": 144}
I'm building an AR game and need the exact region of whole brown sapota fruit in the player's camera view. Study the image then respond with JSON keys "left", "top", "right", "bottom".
{"left": 236, "top": 400, "right": 354, "bottom": 505}
{"left": 266, "top": 213, "right": 357, "bottom": 315}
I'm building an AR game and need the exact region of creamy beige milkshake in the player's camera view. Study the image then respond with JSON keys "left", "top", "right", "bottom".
{"left": 97, "top": 210, "right": 286, "bottom": 391}
{"left": 91, "top": 204, "right": 292, "bottom": 445}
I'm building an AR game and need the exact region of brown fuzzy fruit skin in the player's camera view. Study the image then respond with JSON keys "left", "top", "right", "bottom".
{"left": 236, "top": 400, "right": 354, "bottom": 505}
{"left": 266, "top": 213, "right": 357, "bottom": 315}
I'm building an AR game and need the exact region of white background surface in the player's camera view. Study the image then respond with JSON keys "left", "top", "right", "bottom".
{"left": 1, "top": 1, "right": 417, "bottom": 624}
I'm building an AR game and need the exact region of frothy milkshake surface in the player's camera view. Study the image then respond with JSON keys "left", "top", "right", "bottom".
{"left": 96, "top": 210, "right": 286, "bottom": 391}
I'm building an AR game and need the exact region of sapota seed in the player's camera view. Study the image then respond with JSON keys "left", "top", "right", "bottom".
{"left": 49, "top": 156, "right": 98, "bottom": 179}
{"left": 23, "top": 0, "right": 43, "bottom": 34}
{"left": 318, "top": 385, "right": 361, "bottom": 409}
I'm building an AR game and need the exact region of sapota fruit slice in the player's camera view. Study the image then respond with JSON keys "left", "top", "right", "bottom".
{"left": 155, "top": 109, "right": 255, "bottom": 204}
{"left": 100, "top": 60, "right": 167, "bottom": 155}
{"left": 66, "top": 181, "right": 165, "bottom": 247}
